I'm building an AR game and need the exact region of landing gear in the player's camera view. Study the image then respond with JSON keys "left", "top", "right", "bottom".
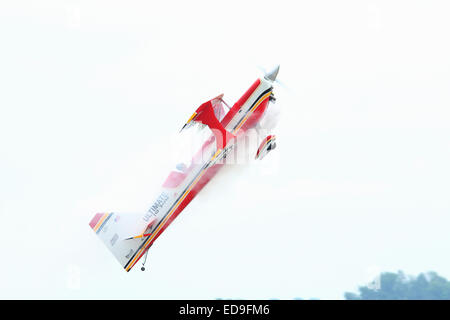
{"left": 255, "top": 135, "right": 277, "bottom": 160}
{"left": 141, "top": 248, "right": 150, "bottom": 272}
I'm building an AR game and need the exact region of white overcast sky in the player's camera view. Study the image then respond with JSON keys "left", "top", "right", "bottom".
{"left": 1, "top": 1, "right": 450, "bottom": 299}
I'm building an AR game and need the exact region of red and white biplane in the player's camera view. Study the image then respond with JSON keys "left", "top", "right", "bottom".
{"left": 89, "top": 66, "right": 280, "bottom": 271}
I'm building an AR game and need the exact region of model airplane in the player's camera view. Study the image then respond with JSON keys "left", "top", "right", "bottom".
{"left": 89, "top": 66, "right": 280, "bottom": 271}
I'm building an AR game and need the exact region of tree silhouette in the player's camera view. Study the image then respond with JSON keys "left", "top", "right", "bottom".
{"left": 345, "top": 271, "right": 450, "bottom": 300}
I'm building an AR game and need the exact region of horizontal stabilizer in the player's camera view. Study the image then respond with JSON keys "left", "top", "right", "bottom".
{"left": 89, "top": 212, "right": 158, "bottom": 270}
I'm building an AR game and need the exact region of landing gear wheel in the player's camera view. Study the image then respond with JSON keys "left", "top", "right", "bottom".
{"left": 140, "top": 248, "right": 150, "bottom": 271}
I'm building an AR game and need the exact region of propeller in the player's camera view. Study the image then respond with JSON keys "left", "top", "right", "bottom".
{"left": 257, "top": 65, "right": 291, "bottom": 92}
